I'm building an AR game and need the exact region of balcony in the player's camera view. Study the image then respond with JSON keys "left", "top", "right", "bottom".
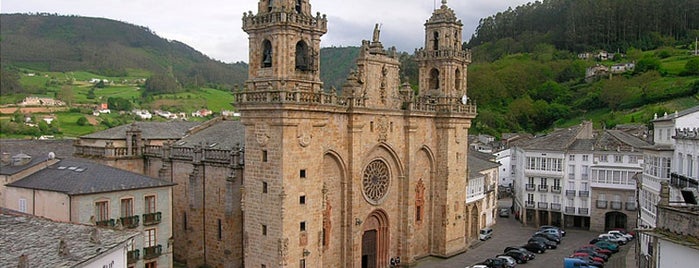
{"left": 551, "top": 186, "right": 561, "bottom": 193}
{"left": 538, "top": 185, "right": 549, "bottom": 192}
{"left": 525, "top": 184, "right": 536, "bottom": 191}
{"left": 670, "top": 172, "right": 699, "bottom": 188}
{"left": 610, "top": 201, "right": 622, "bottom": 210}
{"left": 120, "top": 215, "right": 140, "bottom": 229}
{"left": 565, "top": 190, "right": 577, "bottom": 197}
{"left": 565, "top": 206, "right": 576, "bottom": 214}
{"left": 579, "top": 190, "right": 590, "bottom": 197}
{"left": 550, "top": 203, "right": 561, "bottom": 211}
{"left": 142, "top": 212, "right": 162, "bottom": 226}
{"left": 95, "top": 219, "right": 115, "bottom": 228}
{"left": 578, "top": 208, "right": 589, "bottom": 215}
{"left": 127, "top": 250, "right": 140, "bottom": 264}
{"left": 596, "top": 200, "right": 608, "bottom": 209}
{"left": 538, "top": 202, "right": 549, "bottom": 209}
{"left": 625, "top": 202, "right": 637, "bottom": 211}
{"left": 143, "top": 245, "right": 162, "bottom": 260}
{"left": 525, "top": 201, "right": 535, "bottom": 208}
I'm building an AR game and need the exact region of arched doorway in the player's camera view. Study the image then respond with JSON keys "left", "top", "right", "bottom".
{"left": 605, "top": 211, "right": 627, "bottom": 231}
{"left": 469, "top": 204, "right": 480, "bottom": 241}
{"left": 362, "top": 210, "right": 389, "bottom": 268}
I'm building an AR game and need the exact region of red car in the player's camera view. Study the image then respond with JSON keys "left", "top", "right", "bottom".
{"left": 580, "top": 244, "right": 613, "bottom": 256}
{"left": 571, "top": 252, "right": 605, "bottom": 264}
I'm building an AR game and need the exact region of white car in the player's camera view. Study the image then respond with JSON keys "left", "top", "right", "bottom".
{"left": 598, "top": 233, "right": 627, "bottom": 245}
{"left": 608, "top": 230, "right": 633, "bottom": 240}
{"left": 465, "top": 266, "right": 488, "bottom": 268}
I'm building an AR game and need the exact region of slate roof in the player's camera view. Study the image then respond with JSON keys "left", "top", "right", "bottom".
{"left": 174, "top": 119, "right": 245, "bottom": 150}
{"left": 651, "top": 105, "right": 699, "bottom": 122}
{"left": 7, "top": 159, "right": 174, "bottom": 195}
{"left": 521, "top": 124, "right": 583, "bottom": 151}
{"left": 468, "top": 152, "right": 501, "bottom": 173}
{"left": 0, "top": 139, "right": 81, "bottom": 175}
{"left": 80, "top": 121, "right": 200, "bottom": 140}
{"left": 0, "top": 207, "right": 138, "bottom": 268}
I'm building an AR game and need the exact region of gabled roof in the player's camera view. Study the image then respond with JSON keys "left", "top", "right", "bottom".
{"left": 7, "top": 159, "right": 174, "bottom": 195}
{"left": 0, "top": 208, "right": 138, "bottom": 267}
{"left": 520, "top": 124, "right": 584, "bottom": 151}
{"left": 80, "top": 121, "right": 200, "bottom": 140}
{"left": 174, "top": 119, "right": 245, "bottom": 150}
{"left": 651, "top": 106, "right": 699, "bottom": 122}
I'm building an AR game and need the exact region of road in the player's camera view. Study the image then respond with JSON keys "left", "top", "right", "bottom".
{"left": 413, "top": 198, "right": 633, "bottom": 268}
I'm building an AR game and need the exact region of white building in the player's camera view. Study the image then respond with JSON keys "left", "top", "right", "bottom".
{"left": 467, "top": 152, "right": 500, "bottom": 237}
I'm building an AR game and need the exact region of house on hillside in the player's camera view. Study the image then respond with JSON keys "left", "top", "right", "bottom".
{"left": 611, "top": 62, "right": 635, "bottom": 73}
{"left": 19, "top": 96, "right": 65, "bottom": 106}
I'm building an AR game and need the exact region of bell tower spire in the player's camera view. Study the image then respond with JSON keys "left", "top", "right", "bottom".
{"left": 416, "top": 1, "right": 471, "bottom": 98}
{"left": 242, "top": 0, "right": 327, "bottom": 92}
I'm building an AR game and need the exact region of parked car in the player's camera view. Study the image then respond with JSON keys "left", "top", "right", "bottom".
{"left": 537, "top": 228, "right": 562, "bottom": 239}
{"left": 499, "top": 208, "right": 510, "bottom": 218}
{"left": 495, "top": 255, "right": 517, "bottom": 267}
{"left": 533, "top": 231, "right": 561, "bottom": 243}
{"left": 574, "top": 248, "right": 609, "bottom": 261}
{"left": 564, "top": 257, "right": 595, "bottom": 268}
{"left": 598, "top": 234, "right": 627, "bottom": 245}
{"left": 589, "top": 237, "right": 621, "bottom": 246}
{"left": 465, "top": 265, "right": 489, "bottom": 268}
{"left": 480, "top": 227, "right": 494, "bottom": 241}
{"left": 504, "top": 247, "right": 536, "bottom": 260}
{"left": 594, "top": 241, "right": 619, "bottom": 253}
{"left": 579, "top": 245, "right": 613, "bottom": 256}
{"left": 609, "top": 227, "right": 635, "bottom": 237}
{"left": 540, "top": 225, "right": 566, "bottom": 237}
{"left": 500, "top": 250, "right": 528, "bottom": 264}
{"left": 607, "top": 230, "right": 633, "bottom": 241}
{"left": 528, "top": 237, "right": 557, "bottom": 249}
{"left": 522, "top": 242, "right": 547, "bottom": 254}
{"left": 570, "top": 255, "right": 605, "bottom": 268}
{"left": 479, "top": 257, "right": 509, "bottom": 268}
{"left": 571, "top": 252, "right": 606, "bottom": 264}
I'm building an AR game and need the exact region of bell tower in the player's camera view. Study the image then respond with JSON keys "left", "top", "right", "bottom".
{"left": 242, "top": 0, "right": 327, "bottom": 92}
{"left": 416, "top": 0, "right": 471, "bottom": 98}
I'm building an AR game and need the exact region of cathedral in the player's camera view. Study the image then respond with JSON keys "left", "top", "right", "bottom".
{"left": 236, "top": 0, "right": 476, "bottom": 266}
{"left": 72, "top": 0, "right": 482, "bottom": 267}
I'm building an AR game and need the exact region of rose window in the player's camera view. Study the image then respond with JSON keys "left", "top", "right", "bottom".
{"left": 362, "top": 160, "right": 390, "bottom": 204}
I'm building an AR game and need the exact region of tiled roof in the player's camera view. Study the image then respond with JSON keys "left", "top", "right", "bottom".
{"left": 80, "top": 121, "right": 200, "bottom": 140}
{"left": 175, "top": 119, "right": 245, "bottom": 150}
{"left": 0, "top": 208, "right": 138, "bottom": 267}
{"left": 7, "top": 159, "right": 174, "bottom": 195}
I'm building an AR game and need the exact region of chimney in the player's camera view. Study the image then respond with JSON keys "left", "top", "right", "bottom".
{"left": 89, "top": 228, "right": 101, "bottom": 244}
{"left": 1, "top": 152, "right": 10, "bottom": 164}
{"left": 659, "top": 180, "right": 670, "bottom": 206}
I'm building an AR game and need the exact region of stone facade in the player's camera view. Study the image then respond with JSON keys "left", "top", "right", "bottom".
{"left": 236, "top": 1, "right": 475, "bottom": 267}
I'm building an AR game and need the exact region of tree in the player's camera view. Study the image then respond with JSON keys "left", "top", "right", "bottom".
{"left": 76, "top": 116, "right": 89, "bottom": 126}
{"left": 57, "top": 85, "right": 74, "bottom": 105}
{"left": 0, "top": 68, "right": 24, "bottom": 95}
{"left": 682, "top": 58, "right": 699, "bottom": 76}
{"left": 107, "top": 97, "right": 133, "bottom": 111}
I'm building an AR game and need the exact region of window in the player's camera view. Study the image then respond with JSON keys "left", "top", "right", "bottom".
{"left": 262, "top": 40, "right": 272, "bottom": 68}
{"left": 581, "top": 182, "right": 589, "bottom": 191}
{"left": 540, "top": 194, "right": 547, "bottom": 202}
{"left": 553, "top": 178, "right": 561, "bottom": 187}
{"left": 300, "top": 221, "right": 306, "bottom": 232}
{"left": 568, "top": 180, "right": 576, "bottom": 190}
{"left": 295, "top": 41, "right": 310, "bottom": 71}
{"left": 262, "top": 225, "right": 267, "bottom": 236}
{"left": 553, "top": 195, "right": 560, "bottom": 204}
{"left": 300, "top": 259, "right": 306, "bottom": 268}
{"left": 540, "top": 177, "right": 547, "bottom": 186}
{"left": 184, "top": 212, "right": 187, "bottom": 230}
{"left": 600, "top": 155, "right": 608, "bottom": 162}
{"left": 598, "top": 193, "right": 606, "bottom": 200}
{"left": 145, "top": 195, "right": 156, "bottom": 214}
{"left": 568, "top": 165, "right": 575, "bottom": 179}
{"left": 582, "top": 155, "right": 589, "bottom": 161}
{"left": 218, "top": 219, "right": 222, "bottom": 240}
{"left": 262, "top": 150, "right": 268, "bottom": 162}
{"left": 527, "top": 193, "right": 534, "bottom": 202}
{"left": 299, "top": 195, "right": 306, "bottom": 205}
{"left": 614, "top": 155, "right": 623, "bottom": 163}
{"left": 300, "top": 169, "right": 306, "bottom": 178}
{"left": 569, "top": 155, "right": 575, "bottom": 161}
{"left": 18, "top": 198, "right": 27, "bottom": 213}
{"left": 145, "top": 262, "right": 157, "bottom": 268}
{"left": 295, "top": 0, "right": 302, "bottom": 13}
{"left": 581, "top": 165, "right": 589, "bottom": 180}
{"left": 629, "top": 155, "right": 638, "bottom": 164}
{"left": 262, "top": 182, "right": 268, "bottom": 193}
{"left": 121, "top": 198, "right": 134, "bottom": 217}
{"left": 688, "top": 155, "right": 695, "bottom": 177}
{"left": 145, "top": 228, "right": 156, "bottom": 247}
{"left": 95, "top": 201, "right": 109, "bottom": 221}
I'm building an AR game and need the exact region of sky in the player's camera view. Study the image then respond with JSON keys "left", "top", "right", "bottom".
{"left": 1, "top": 0, "right": 532, "bottom": 63}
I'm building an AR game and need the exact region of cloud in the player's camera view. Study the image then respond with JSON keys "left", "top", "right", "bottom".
{"left": 1, "top": 0, "right": 531, "bottom": 63}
